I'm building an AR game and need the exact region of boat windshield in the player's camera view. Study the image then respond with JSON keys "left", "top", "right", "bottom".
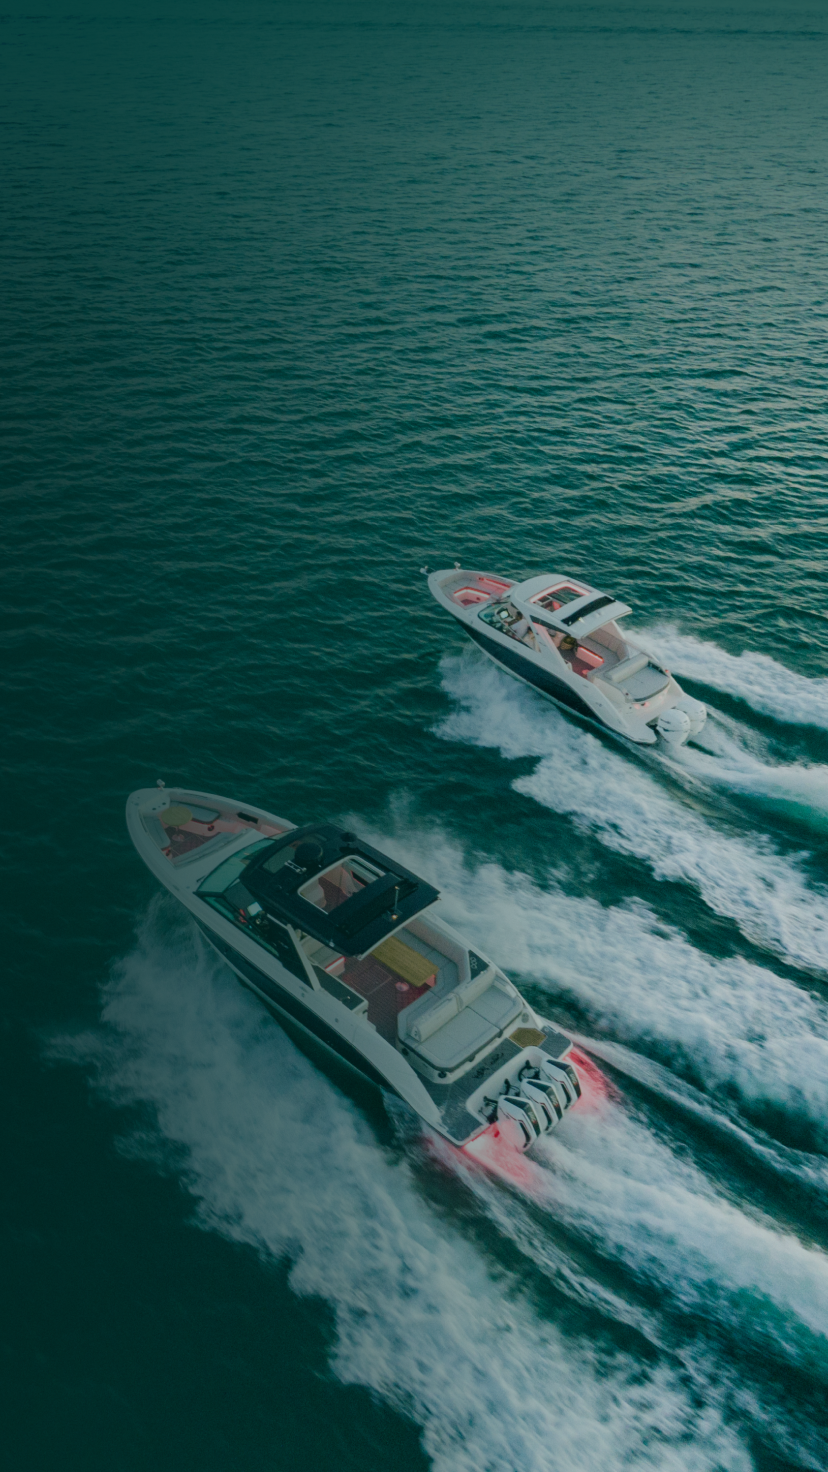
{"left": 478, "top": 600, "right": 538, "bottom": 647}
{"left": 198, "top": 839, "right": 274, "bottom": 894}
{"left": 195, "top": 839, "right": 309, "bottom": 982}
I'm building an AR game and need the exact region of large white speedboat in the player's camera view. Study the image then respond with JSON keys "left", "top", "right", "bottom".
{"left": 428, "top": 568, "right": 706, "bottom": 746}
{"left": 127, "top": 785, "right": 582, "bottom": 1152}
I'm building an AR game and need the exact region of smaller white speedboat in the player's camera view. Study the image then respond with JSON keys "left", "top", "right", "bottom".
{"left": 127, "top": 785, "right": 583, "bottom": 1153}
{"left": 428, "top": 568, "right": 706, "bottom": 747}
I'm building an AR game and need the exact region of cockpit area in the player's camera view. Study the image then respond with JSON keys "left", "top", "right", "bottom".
{"left": 299, "top": 855, "right": 385, "bottom": 913}
{"left": 515, "top": 577, "right": 672, "bottom": 701}
{"left": 523, "top": 579, "right": 624, "bottom": 677}
{"left": 196, "top": 823, "right": 524, "bottom": 1081}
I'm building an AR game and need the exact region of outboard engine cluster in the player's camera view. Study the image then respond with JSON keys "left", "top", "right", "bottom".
{"left": 494, "top": 1056, "right": 582, "bottom": 1152}
{"left": 656, "top": 694, "right": 706, "bottom": 746}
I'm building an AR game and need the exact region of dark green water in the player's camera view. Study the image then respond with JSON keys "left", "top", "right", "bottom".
{"left": 4, "top": 2, "right": 828, "bottom": 1468}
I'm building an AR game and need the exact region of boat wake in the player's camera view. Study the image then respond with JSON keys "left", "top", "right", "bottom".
{"left": 450, "top": 1082, "right": 828, "bottom": 1369}
{"left": 442, "top": 1087, "right": 828, "bottom": 1470}
{"left": 364, "top": 818, "right": 828, "bottom": 1159}
{"left": 52, "top": 898, "right": 756, "bottom": 1472}
{"left": 437, "top": 653, "right": 828, "bottom": 977}
{"left": 635, "top": 623, "right": 828, "bottom": 733}
{"left": 667, "top": 716, "right": 828, "bottom": 833}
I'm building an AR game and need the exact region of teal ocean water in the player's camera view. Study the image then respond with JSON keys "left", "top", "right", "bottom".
{"left": 4, "top": 2, "right": 828, "bottom": 1467}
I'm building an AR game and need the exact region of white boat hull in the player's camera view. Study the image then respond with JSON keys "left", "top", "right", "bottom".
{"left": 428, "top": 568, "right": 705, "bottom": 747}
{"left": 126, "top": 786, "right": 582, "bottom": 1151}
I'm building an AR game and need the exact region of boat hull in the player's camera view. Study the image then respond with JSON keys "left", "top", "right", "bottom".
{"left": 126, "top": 785, "right": 583, "bottom": 1152}
{"left": 197, "top": 918, "right": 391, "bottom": 1091}
{"left": 467, "top": 622, "right": 599, "bottom": 724}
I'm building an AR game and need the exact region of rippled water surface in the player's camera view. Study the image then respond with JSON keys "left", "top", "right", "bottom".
{"left": 4, "top": 2, "right": 828, "bottom": 1469}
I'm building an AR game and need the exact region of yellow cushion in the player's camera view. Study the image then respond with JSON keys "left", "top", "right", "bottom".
{"left": 373, "top": 935, "right": 436, "bottom": 988}
{"left": 162, "top": 804, "right": 193, "bottom": 828}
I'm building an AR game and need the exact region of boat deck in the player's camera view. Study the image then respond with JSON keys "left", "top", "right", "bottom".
{"left": 424, "top": 1022, "right": 574, "bottom": 1143}
{"left": 340, "top": 929, "right": 459, "bottom": 1043}
{"left": 144, "top": 798, "right": 287, "bottom": 863}
{"left": 340, "top": 954, "right": 434, "bottom": 1042}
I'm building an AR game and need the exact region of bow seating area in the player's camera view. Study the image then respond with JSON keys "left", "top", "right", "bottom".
{"left": 143, "top": 800, "right": 287, "bottom": 862}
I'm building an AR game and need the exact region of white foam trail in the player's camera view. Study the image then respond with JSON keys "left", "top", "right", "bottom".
{"left": 636, "top": 623, "right": 828, "bottom": 731}
{"left": 359, "top": 819, "right": 828, "bottom": 1151}
{"left": 671, "top": 719, "right": 828, "bottom": 831}
{"left": 59, "top": 902, "right": 750, "bottom": 1472}
{"left": 449, "top": 1096, "right": 828, "bottom": 1383}
{"left": 437, "top": 653, "right": 828, "bottom": 975}
{"left": 538, "top": 1106, "right": 828, "bottom": 1358}
{"left": 571, "top": 1035, "right": 828, "bottom": 1200}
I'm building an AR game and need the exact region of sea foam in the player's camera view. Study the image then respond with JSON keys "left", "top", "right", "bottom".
{"left": 636, "top": 623, "right": 828, "bottom": 732}
{"left": 437, "top": 652, "right": 828, "bottom": 977}
{"left": 361, "top": 817, "right": 828, "bottom": 1152}
{"left": 60, "top": 900, "right": 751, "bottom": 1472}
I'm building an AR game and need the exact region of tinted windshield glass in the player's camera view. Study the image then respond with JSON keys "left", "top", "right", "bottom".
{"left": 261, "top": 844, "right": 302, "bottom": 876}
{"left": 197, "top": 839, "right": 273, "bottom": 894}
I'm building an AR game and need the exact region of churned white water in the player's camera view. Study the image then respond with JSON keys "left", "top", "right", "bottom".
{"left": 58, "top": 900, "right": 753, "bottom": 1472}
{"left": 361, "top": 817, "right": 828, "bottom": 1153}
{"left": 437, "top": 652, "right": 828, "bottom": 975}
{"left": 637, "top": 625, "right": 828, "bottom": 732}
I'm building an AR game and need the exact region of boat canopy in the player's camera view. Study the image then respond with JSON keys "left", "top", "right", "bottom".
{"left": 510, "top": 576, "right": 632, "bottom": 640}
{"left": 241, "top": 823, "right": 440, "bottom": 957}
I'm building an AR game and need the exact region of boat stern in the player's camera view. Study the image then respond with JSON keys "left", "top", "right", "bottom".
{"left": 462, "top": 1038, "right": 582, "bottom": 1152}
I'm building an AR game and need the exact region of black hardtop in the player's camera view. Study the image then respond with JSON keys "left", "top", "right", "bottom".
{"left": 243, "top": 822, "right": 440, "bottom": 956}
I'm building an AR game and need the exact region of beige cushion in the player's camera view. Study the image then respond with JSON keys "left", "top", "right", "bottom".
{"left": 607, "top": 652, "right": 648, "bottom": 685}
{"left": 456, "top": 968, "right": 494, "bottom": 1006}
{"left": 407, "top": 994, "right": 461, "bottom": 1043}
{"left": 409, "top": 1006, "right": 495, "bottom": 1071}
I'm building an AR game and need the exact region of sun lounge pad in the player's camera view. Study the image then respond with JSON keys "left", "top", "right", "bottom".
{"left": 621, "top": 664, "right": 670, "bottom": 699}
{"left": 410, "top": 1006, "right": 495, "bottom": 1071}
{"left": 466, "top": 978, "right": 522, "bottom": 1031}
{"left": 399, "top": 970, "right": 523, "bottom": 1071}
{"left": 406, "top": 994, "right": 461, "bottom": 1044}
{"left": 607, "top": 652, "right": 649, "bottom": 684}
